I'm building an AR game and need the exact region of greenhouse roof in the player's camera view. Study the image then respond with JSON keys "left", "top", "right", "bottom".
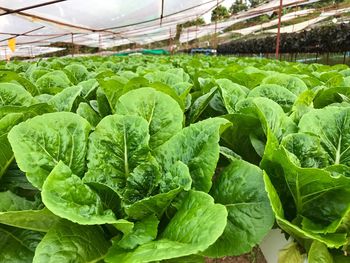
{"left": 179, "top": 0, "right": 321, "bottom": 43}
{"left": 0, "top": 0, "right": 323, "bottom": 58}
{"left": 0, "top": 0, "right": 224, "bottom": 57}
{"left": 0, "top": 0, "right": 219, "bottom": 46}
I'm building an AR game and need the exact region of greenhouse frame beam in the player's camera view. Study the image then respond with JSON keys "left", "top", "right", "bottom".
{"left": 0, "top": 0, "right": 221, "bottom": 47}
{"left": 0, "top": 26, "right": 45, "bottom": 43}
{"left": 0, "top": 33, "right": 71, "bottom": 47}
{"left": 0, "top": 0, "right": 67, "bottom": 17}
{"left": 101, "top": 0, "right": 217, "bottom": 31}
{"left": 0, "top": 8, "right": 94, "bottom": 32}
{"left": 115, "top": 0, "right": 224, "bottom": 36}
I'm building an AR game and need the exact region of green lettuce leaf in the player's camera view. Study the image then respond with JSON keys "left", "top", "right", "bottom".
{"left": 33, "top": 220, "right": 110, "bottom": 263}
{"left": 118, "top": 214, "right": 159, "bottom": 249}
{"left": 216, "top": 78, "right": 247, "bottom": 114}
{"left": 35, "top": 71, "right": 71, "bottom": 95}
{"left": 188, "top": 88, "right": 218, "bottom": 123}
{"left": 47, "top": 86, "right": 82, "bottom": 112}
{"left": 278, "top": 242, "right": 305, "bottom": 263}
{"left": 0, "top": 103, "right": 54, "bottom": 178}
{"left": 248, "top": 84, "right": 297, "bottom": 112}
{"left": 0, "top": 226, "right": 43, "bottom": 263}
{"left": 122, "top": 159, "right": 191, "bottom": 219}
{"left": 42, "top": 161, "right": 117, "bottom": 224}
{"left": 64, "top": 63, "right": 89, "bottom": 83}
{"left": 0, "top": 82, "right": 36, "bottom": 107}
{"left": 205, "top": 158, "right": 274, "bottom": 257}
{"left": 0, "top": 70, "right": 40, "bottom": 96}
{"left": 84, "top": 114, "right": 150, "bottom": 195}
{"left": 261, "top": 73, "right": 307, "bottom": 95}
{"left": 115, "top": 88, "right": 183, "bottom": 148}
{"left": 8, "top": 112, "right": 91, "bottom": 189}
{"left": 0, "top": 114, "right": 24, "bottom": 178}
{"left": 76, "top": 102, "right": 101, "bottom": 127}
{"left": 263, "top": 171, "right": 348, "bottom": 248}
{"left": 308, "top": 241, "right": 333, "bottom": 263}
{"left": 105, "top": 191, "right": 227, "bottom": 263}
{"left": 298, "top": 107, "right": 350, "bottom": 166}
{"left": 0, "top": 208, "right": 59, "bottom": 232}
{"left": 155, "top": 117, "right": 229, "bottom": 192}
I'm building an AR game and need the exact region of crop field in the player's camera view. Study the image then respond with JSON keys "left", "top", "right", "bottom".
{"left": 0, "top": 55, "right": 349, "bottom": 262}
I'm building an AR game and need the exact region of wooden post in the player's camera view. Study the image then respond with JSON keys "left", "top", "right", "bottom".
{"left": 275, "top": 0, "right": 283, "bottom": 59}
{"left": 169, "top": 28, "right": 172, "bottom": 54}
{"left": 160, "top": 0, "right": 164, "bottom": 26}
{"left": 71, "top": 33, "right": 74, "bottom": 57}
{"left": 98, "top": 33, "right": 102, "bottom": 54}
{"left": 196, "top": 16, "right": 199, "bottom": 48}
{"left": 186, "top": 28, "right": 189, "bottom": 50}
{"left": 213, "top": 0, "right": 218, "bottom": 49}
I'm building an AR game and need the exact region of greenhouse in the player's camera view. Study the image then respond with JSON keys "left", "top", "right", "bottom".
{"left": 1, "top": 0, "right": 350, "bottom": 262}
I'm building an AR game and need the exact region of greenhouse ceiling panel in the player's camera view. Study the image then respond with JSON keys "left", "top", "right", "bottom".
{"left": 0, "top": 0, "right": 322, "bottom": 48}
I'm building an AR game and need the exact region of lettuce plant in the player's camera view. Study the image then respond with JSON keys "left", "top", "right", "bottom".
{"left": 2, "top": 55, "right": 350, "bottom": 262}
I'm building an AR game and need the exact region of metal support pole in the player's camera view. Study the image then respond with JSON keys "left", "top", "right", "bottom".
{"left": 195, "top": 16, "right": 198, "bottom": 48}
{"left": 160, "top": 0, "right": 165, "bottom": 25}
{"left": 71, "top": 33, "right": 74, "bottom": 57}
{"left": 343, "top": 51, "right": 347, "bottom": 64}
{"left": 275, "top": 0, "right": 283, "bottom": 59}
{"left": 169, "top": 28, "right": 172, "bottom": 54}
{"left": 187, "top": 28, "right": 189, "bottom": 50}
{"left": 98, "top": 33, "right": 102, "bottom": 54}
{"left": 214, "top": 0, "right": 218, "bottom": 49}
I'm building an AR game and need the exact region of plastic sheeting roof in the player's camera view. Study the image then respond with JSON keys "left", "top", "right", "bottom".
{"left": 179, "top": 0, "right": 321, "bottom": 43}
{"left": 230, "top": 9, "right": 314, "bottom": 35}
{"left": 0, "top": 0, "right": 220, "bottom": 50}
{"left": 0, "top": 0, "right": 326, "bottom": 58}
{"left": 0, "top": 45, "right": 65, "bottom": 60}
{"left": 265, "top": 7, "right": 350, "bottom": 34}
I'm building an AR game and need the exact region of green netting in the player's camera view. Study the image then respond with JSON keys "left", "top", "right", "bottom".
{"left": 114, "top": 49, "right": 170, "bottom": 56}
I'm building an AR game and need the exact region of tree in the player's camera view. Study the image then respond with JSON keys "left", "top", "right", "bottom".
{"left": 181, "top": 17, "right": 205, "bottom": 28}
{"left": 211, "top": 5, "right": 230, "bottom": 22}
{"left": 250, "top": 0, "right": 265, "bottom": 8}
{"left": 174, "top": 17, "right": 205, "bottom": 43}
{"left": 230, "top": 1, "right": 248, "bottom": 14}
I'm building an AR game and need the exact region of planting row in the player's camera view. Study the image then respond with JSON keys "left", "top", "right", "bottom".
{"left": 0, "top": 55, "right": 349, "bottom": 262}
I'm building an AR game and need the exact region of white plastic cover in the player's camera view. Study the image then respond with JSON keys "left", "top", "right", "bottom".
{"left": 0, "top": 0, "right": 324, "bottom": 53}
{"left": 231, "top": 9, "right": 314, "bottom": 35}
{"left": 0, "top": 0, "right": 219, "bottom": 49}
{"left": 179, "top": 0, "right": 321, "bottom": 43}
{"left": 266, "top": 7, "right": 350, "bottom": 34}
{"left": 0, "top": 45, "right": 65, "bottom": 59}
